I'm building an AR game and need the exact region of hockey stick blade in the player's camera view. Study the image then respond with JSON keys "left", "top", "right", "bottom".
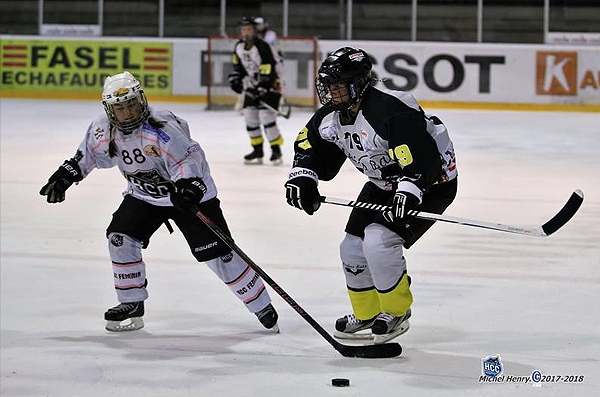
{"left": 320, "top": 189, "right": 583, "bottom": 237}
{"left": 191, "top": 207, "right": 402, "bottom": 359}
{"left": 540, "top": 189, "right": 584, "bottom": 236}
{"left": 335, "top": 340, "right": 402, "bottom": 358}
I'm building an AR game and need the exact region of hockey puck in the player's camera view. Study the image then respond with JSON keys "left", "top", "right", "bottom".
{"left": 331, "top": 378, "right": 350, "bottom": 387}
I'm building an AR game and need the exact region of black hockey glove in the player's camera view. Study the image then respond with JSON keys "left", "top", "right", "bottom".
{"left": 169, "top": 177, "right": 207, "bottom": 213}
{"left": 39, "top": 159, "right": 83, "bottom": 203}
{"left": 228, "top": 72, "right": 243, "bottom": 94}
{"left": 257, "top": 75, "right": 273, "bottom": 90}
{"left": 382, "top": 181, "right": 422, "bottom": 224}
{"left": 285, "top": 168, "right": 321, "bottom": 215}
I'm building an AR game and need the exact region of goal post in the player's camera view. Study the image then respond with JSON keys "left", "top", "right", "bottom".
{"left": 206, "top": 35, "right": 319, "bottom": 110}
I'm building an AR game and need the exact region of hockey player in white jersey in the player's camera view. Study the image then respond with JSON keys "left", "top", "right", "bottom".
{"left": 40, "top": 71, "right": 279, "bottom": 333}
{"left": 254, "top": 17, "right": 279, "bottom": 48}
{"left": 228, "top": 16, "right": 284, "bottom": 165}
{"left": 284, "top": 47, "right": 458, "bottom": 344}
{"left": 254, "top": 16, "right": 288, "bottom": 118}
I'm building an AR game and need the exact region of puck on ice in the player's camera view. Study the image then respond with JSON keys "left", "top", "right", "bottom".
{"left": 331, "top": 378, "right": 350, "bottom": 387}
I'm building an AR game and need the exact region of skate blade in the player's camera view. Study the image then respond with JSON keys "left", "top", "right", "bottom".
{"left": 270, "top": 158, "right": 283, "bottom": 166}
{"left": 105, "top": 317, "right": 144, "bottom": 332}
{"left": 333, "top": 330, "right": 374, "bottom": 340}
{"left": 267, "top": 324, "right": 280, "bottom": 333}
{"left": 244, "top": 158, "right": 264, "bottom": 165}
{"left": 373, "top": 320, "right": 410, "bottom": 344}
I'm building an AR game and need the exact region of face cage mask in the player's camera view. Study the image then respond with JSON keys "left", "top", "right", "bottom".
{"left": 103, "top": 93, "right": 149, "bottom": 133}
{"left": 316, "top": 76, "right": 367, "bottom": 111}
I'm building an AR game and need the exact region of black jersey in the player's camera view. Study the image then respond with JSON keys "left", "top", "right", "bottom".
{"left": 291, "top": 86, "right": 457, "bottom": 193}
{"left": 232, "top": 37, "right": 279, "bottom": 89}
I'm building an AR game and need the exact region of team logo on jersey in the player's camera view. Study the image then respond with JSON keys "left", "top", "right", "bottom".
{"left": 143, "top": 145, "right": 161, "bottom": 157}
{"left": 124, "top": 169, "right": 171, "bottom": 198}
{"left": 110, "top": 234, "right": 124, "bottom": 247}
{"left": 536, "top": 52, "right": 577, "bottom": 95}
{"left": 94, "top": 127, "right": 104, "bottom": 140}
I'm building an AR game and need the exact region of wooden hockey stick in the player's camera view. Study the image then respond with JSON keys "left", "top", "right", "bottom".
{"left": 191, "top": 207, "right": 402, "bottom": 358}
{"left": 320, "top": 189, "right": 583, "bottom": 237}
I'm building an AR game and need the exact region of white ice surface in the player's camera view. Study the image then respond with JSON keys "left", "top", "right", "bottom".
{"left": 1, "top": 99, "right": 599, "bottom": 396}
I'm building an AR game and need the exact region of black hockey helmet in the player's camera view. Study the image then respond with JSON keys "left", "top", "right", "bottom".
{"left": 316, "top": 47, "right": 373, "bottom": 110}
{"left": 239, "top": 16, "right": 257, "bottom": 43}
{"left": 239, "top": 16, "right": 257, "bottom": 27}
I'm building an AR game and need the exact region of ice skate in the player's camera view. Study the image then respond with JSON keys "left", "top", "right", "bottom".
{"left": 333, "top": 314, "right": 377, "bottom": 340}
{"left": 371, "top": 309, "right": 411, "bottom": 344}
{"left": 255, "top": 303, "right": 279, "bottom": 333}
{"left": 269, "top": 145, "right": 283, "bottom": 166}
{"left": 244, "top": 145, "right": 264, "bottom": 164}
{"left": 104, "top": 301, "right": 145, "bottom": 332}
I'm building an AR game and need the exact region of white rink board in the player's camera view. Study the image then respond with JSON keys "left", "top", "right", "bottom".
{"left": 320, "top": 40, "right": 600, "bottom": 105}
{"left": 1, "top": 35, "right": 599, "bottom": 106}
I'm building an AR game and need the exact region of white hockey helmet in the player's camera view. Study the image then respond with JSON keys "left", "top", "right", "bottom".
{"left": 102, "top": 71, "right": 149, "bottom": 132}
{"left": 254, "top": 17, "right": 268, "bottom": 34}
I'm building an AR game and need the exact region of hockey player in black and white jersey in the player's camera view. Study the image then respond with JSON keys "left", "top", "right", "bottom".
{"left": 39, "top": 71, "right": 279, "bottom": 333}
{"left": 284, "top": 47, "right": 458, "bottom": 344}
{"left": 228, "top": 16, "right": 284, "bottom": 165}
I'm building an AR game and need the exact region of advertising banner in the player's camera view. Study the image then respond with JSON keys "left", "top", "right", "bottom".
{"left": 321, "top": 40, "right": 600, "bottom": 106}
{"left": 1, "top": 35, "right": 598, "bottom": 108}
{"left": 0, "top": 38, "right": 172, "bottom": 96}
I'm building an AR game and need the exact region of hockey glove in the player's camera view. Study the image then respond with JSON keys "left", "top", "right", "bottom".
{"left": 285, "top": 168, "right": 321, "bottom": 215}
{"left": 169, "top": 177, "right": 207, "bottom": 213}
{"left": 39, "top": 159, "right": 83, "bottom": 203}
{"left": 246, "top": 86, "right": 269, "bottom": 100}
{"left": 257, "top": 75, "right": 273, "bottom": 90}
{"left": 382, "top": 181, "right": 422, "bottom": 224}
{"left": 228, "top": 73, "right": 243, "bottom": 94}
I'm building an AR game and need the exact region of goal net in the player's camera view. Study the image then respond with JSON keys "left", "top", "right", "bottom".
{"left": 206, "top": 36, "right": 319, "bottom": 109}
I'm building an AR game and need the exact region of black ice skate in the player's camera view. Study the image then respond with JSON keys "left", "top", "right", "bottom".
{"left": 244, "top": 144, "right": 264, "bottom": 165}
{"left": 371, "top": 309, "right": 411, "bottom": 344}
{"left": 333, "top": 314, "right": 377, "bottom": 340}
{"left": 269, "top": 145, "right": 283, "bottom": 166}
{"left": 255, "top": 303, "right": 279, "bottom": 333}
{"left": 104, "top": 301, "right": 145, "bottom": 332}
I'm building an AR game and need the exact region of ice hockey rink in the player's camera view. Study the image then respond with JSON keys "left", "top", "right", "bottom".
{"left": 1, "top": 98, "right": 599, "bottom": 396}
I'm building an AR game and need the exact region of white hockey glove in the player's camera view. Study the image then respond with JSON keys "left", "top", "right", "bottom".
{"left": 382, "top": 181, "right": 422, "bottom": 223}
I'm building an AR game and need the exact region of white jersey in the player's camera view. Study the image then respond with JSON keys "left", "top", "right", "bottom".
{"left": 74, "top": 107, "right": 217, "bottom": 206}
{"left": 262, "top": 30, "right": 278, "bottom": 48}
{"left": 232, "top": 37, "right": 280, "bottom": 91}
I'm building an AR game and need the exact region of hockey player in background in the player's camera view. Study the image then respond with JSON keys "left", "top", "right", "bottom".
{"left": 284, "top": 47, "right": 458, "bottom": 343}
{"left": 254, "top": 16, "right": 279, "bottom": 49}
{"left": 39, "top": 71, "right": 279, "bottom": 333}
{"left": 254, "top": 16, "right": 289, "bottom": 117}
{"left": 228, "top": 16, "right": 284, "bottom": 165}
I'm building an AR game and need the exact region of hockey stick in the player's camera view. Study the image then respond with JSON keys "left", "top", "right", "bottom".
{"left": 320, "top": 189, "right": 583, "bottom": 237}
{"left": 245, "top": 91, "right": 291, "bottom": 119}
{"left": 191, "top": 207, "right": 402, "bottom": 358}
